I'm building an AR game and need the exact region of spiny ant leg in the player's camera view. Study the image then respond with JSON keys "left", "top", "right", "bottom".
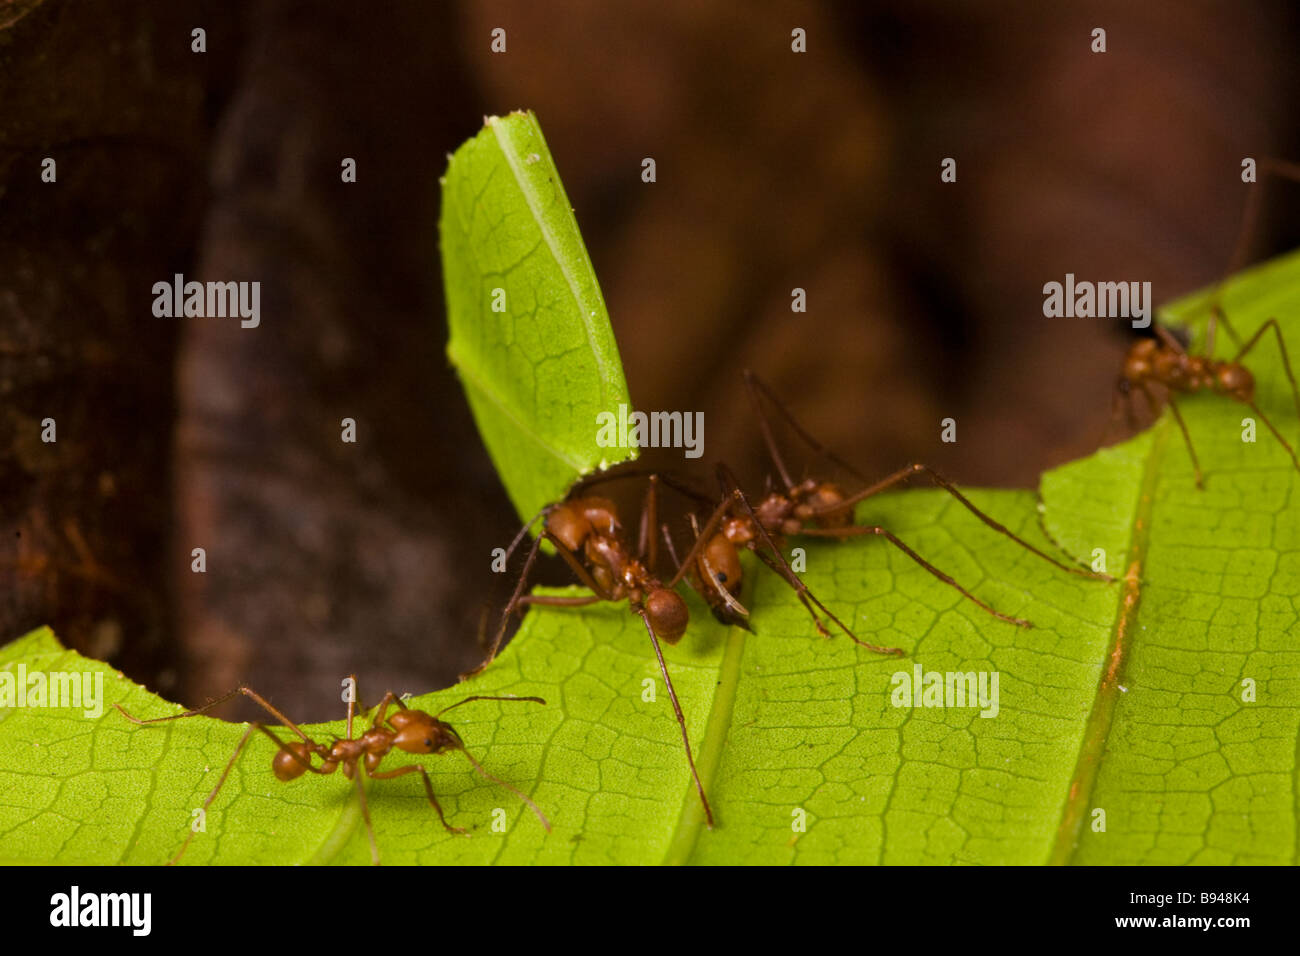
{"left": 162, "top": 724, "right": 255, "bottom": 865}
{"left": 743, "top": 369, "right": 869, "bottom": 484}
{"left": 1153, "top": 323, "right": 1187, "bottom": 355}
{"left": 1215, "top": 158, "right": 1300, "bottom": 317}
{"left": 812, "top": 462, "right": 1114, "bottom": 581}
{"left": 717, "top": 464, "right": 903, "bottom": 655}
{"left": 1152, "top": 385, "right": 1204, "bottom": 487}
{"left": 638, "top": 608, "right": 714, "bottom": 829}
{"left": 117, "top": 685, "right": 316, "bottom": 744}
{"left": 1235, "top": 318, "right": 1300, "bottom": 425}
{"left": 435, "top": 695, "right": 547, "bottom": 718}
{"left": 368, "top": 763, "right": 466, "bottom": 837}
{"left": 749, "top": 547, "right": 902, "bottom": 655}
{"left": 352, "top": 769, "right": 381, "bottom": 865}
{"left": 457, "top": 747, "right": 552, "bottom": 831}
{"left": 1247, "top": 400, "right": 1300, "bottom": 474}
{"left": 666, "top": 493, "right": 738, "bottom": 589}
{"left": 639, "top": 474, "right": 660, "bottom": 571}
{"left": 519, "top": 593, "right": 604, "bottom": 608}
{"left": 799, "top": 525, "right": 1033, "bottom": 629}
{"left": 469, "top": 526, "right": 599, "bottom": 678}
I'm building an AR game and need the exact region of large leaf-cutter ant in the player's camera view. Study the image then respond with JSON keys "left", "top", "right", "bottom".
{"left": 476, "top": 475, "right": 718, "bottom": 827}
{"left": 116, "top": 683, "right": 550, "bottom": 864}
{"left": 668, "top": 371, "right": 1114, "bottom": 637}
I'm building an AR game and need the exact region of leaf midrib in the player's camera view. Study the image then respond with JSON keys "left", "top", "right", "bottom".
{"left": 1049, "top": 416, "right": 1169, "bottom": 864}
{"left": 662, "top": 621, "right": 749, "bottom": 865}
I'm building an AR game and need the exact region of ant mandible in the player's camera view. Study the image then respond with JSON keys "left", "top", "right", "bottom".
{"left": 116, "top": 682, "right": 550, "bottom": 865}
{"left": 668, "top": 370, "right": 1114, "bottom": 638}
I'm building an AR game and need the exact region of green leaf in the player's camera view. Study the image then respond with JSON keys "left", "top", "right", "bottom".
{"left": 441, "top": 110, "right": 634, "bottom": 522}
{"left": 4, "top": 263, "right": 1298, "bottom": 861}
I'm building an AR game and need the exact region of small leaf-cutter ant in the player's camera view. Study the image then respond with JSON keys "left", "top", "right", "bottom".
{"left": 116, "top": 683, "right": 550, "bottom": 865}
{"left": 1115, "top": 316, "right": 1300, "bottom": 486}
{"left": 1113, "top": 158, "right": 1300, "bottom": 487}
{"left": 668, "top": 371, "right": 1114, "bottom": 637}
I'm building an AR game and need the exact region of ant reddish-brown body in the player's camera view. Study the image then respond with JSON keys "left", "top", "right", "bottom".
{"left": 477, "top": 476, "right": 717, "bottom": 826}
{"left": 670, "top": 371, "right": 1113, "bottom": 636}
{"left": 1110, "top": 157, "right": 1300, "bottom": 488}
{"left": 1116, "top": 315, "right": 1300, "bottom": 486}
{"left": 116, "top": 682, "right": 549, "bottom": 865}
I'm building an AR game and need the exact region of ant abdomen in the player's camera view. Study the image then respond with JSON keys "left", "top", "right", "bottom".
{"left": 1215, "top": 362, "right": 1254, "bottom": 401}
{"left": 273, "top": 742, "right": 313, "bottom": 781}
{"left": 644, "top": 588, "right": 689, "bottom": 643}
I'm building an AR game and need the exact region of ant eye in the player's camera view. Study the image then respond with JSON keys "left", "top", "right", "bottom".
{"left": 424, "top": 738, "right": 433, "bottom": 747}
{"left": 715, "top": 572, "right": 727, "bottom": 583}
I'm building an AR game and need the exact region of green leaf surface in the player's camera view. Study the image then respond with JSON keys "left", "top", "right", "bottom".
{"left": 4, "top": 265, "right": 1298, "bottom": 864}
{"left": 441, "top": 110, "right": 634, "bottom": 522}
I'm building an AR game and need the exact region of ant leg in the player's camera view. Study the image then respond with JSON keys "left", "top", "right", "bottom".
{"left": 368, "top": 763, "right": 467, "bottom": 837}
{"left": 1153, "top": 324, "right": 1188, "bottom": 355}
{"left": 370, "top": 691, "right": 402, "bottom": 730}
{"left": 1214, "top": 158, "right": 1300, "bottom": 318}
{"left": 519, "top": 593, "right": 604, "bottom": 609}
{"left": 712, "top": 465, "right": 902, "bottom": 653}
{"left": 742, "top": 369, "right": 798, "bottom": 488}
{"left": 568, "top": 465, "right": 712, "bottom": 505}
{"left": 799, "top": 525, "right": 1033, "bottom": 628}
{"left": 743, "top": 369, "right": 869, "bottom": 484}
{"left": 637, "top": 607, "right": 714, "bottom": 829}
{"left": 640, "top": 474, "right": 660, "bottom": 571}
{"left": 457, "top": 747, "right": 552, "bottom": 831}
{"left": 812, "top": 463, "right": 1114, "bottom": 581}
{"left": 469, "top": 528, "right": 607, "bottom": 678}
{"left": 435, "top": 695, "right": 546, "bottom": 718}
{"left": 161, "top": 724, "right": 255, "bottom": 865}
{"left": 747, "top": 547, "right": 903, "bottom": 653}
{"left": 1234, "top": 318, "right": 1300, "bottom": 424}
{"left": 1247, "top": 400, "right": 1300, "bottom": 474}
{"left": 352, "top": 770, "right": 381, "bottom": 865}
{"left": 1151, "top": 385, "right": 1204, "bottom": 488}
{"left": 116, "top": 685, "right": 316, "bottom": 745}
{"left": 665, "top": 495, "right": 736, "bottom": 589}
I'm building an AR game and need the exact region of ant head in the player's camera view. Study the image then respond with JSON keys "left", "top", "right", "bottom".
{"left": 388, "top": 709, "right": 462, "bottom": 755}
{"left": 272, "top": 741, "right": 315, "bottom": 782}
{"left": 546, "top": 497, "right": 620, "bottom": 552}
{"left": 1122, "top": 340, "right": 1156, "bottom": 383}
{"left": 703, "top": 533, "right": 744, "bottom": 595}
{"left": 645, "top": 587, "right": 689, "bottom": 643}
{"left": 1216, "top": 363, "right": 1254, "bottom": 401}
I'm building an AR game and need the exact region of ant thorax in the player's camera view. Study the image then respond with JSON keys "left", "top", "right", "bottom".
{"left": 781, "top": 480, "right": 851, "bottom": 530}
{"left": 583, "top": 534, "right": 632, "bottom": 596}
{"left": 753, "top": 492, "right": 798, "bottom": 536}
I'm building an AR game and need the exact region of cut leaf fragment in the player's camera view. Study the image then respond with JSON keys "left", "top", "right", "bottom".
{"left": 441, "top": 110, "right": 634, "bottom": 523}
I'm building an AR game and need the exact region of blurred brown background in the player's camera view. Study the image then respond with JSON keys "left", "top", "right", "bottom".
{"left": 2, "top": 0, "right": 1298, "bottom": 718}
